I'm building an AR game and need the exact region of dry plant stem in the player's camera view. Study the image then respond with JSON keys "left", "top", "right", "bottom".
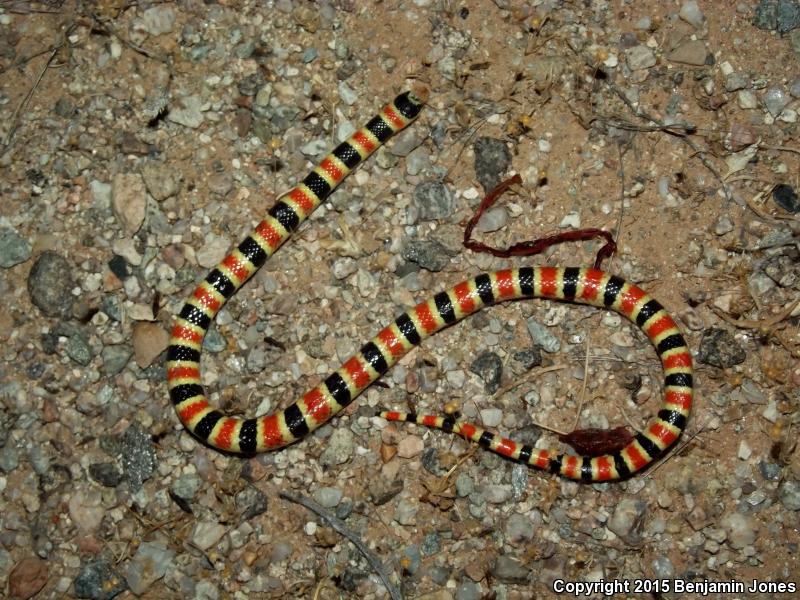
{"left": 710, "top": 299, "right": 799, "bottom": 331}
{"left": 443, "top": 116, "right": 488, "bottom": 178}
{"left": 762, "top": 144, "right": 800, "bottom": 156}
{"left": 88, "top": 11, "right": 169, "bottom": 64}
{"left": 644, "top": 420, "right": 708, "bottom": 481}
{"left": 494, "top": 363, "right": 568, "bottom": 399}
{"left": 279, "top": 490, "right": 403, "bottom": 600}
{"left": 0, "top": 43, "right": 59, "bottom": 75}
{"left": 604, "top": 81, "right": 733, "bottom": 203}
{"left": 528, "top": 418, "right": 569, "bottom": 437}
{"left": 607, "top": 141, "right": 630, "bottom": 273}
{"left": 2, "top": 46, "right": 58, "bottom": 151}
{"left": 742, "top": 186, "right": 800, "bottom": 223}
{"left": 572, "top": 330, "right": 592, "bottom": 430}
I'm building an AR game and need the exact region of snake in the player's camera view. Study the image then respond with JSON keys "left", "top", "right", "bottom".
{"left": 166, "top": 88, "right": 693, "bottom": 481}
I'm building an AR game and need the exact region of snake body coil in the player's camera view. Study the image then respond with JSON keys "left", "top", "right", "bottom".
{"left": 167, "top": 90, "right": 693, "bottom": 481}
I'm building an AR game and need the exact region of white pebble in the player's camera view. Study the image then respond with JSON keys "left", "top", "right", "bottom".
{"left": 737, "top": 90, "right": 758, "bottom": 109}
{"left": 738, "top": 440, "right": 752, "bottom": 460}
{"left": 462, "top": 187, "right": 480, "bottom": 200}
{"left": 480, "top": 408, "right": 503, "bottom": 428}
{"left": 559, "top": 212, "right": 581, "bottom": 228}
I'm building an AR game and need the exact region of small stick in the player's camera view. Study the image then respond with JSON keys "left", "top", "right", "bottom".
{"left": 493, "top": 363, "right": 568, "bottom": 398}
{"left": 572, "top": 330, "right": 592, "bottom": 430}
{"left": 603, "top": 81, "right": 732, "bottom": 203}
{"left": 644, "top": 418, "right": 708, "bottom": 481}
{"left": 279, "top": 490, "right": 403, "bottom": 600}
{"left": 710, "top": 299, "right": 799, "bottom": 331}
{"left": 2, "top": 45, "right": 58, "bottom": 151}
{"left": 761, "top": 145, "right": 800, "bottom": 156}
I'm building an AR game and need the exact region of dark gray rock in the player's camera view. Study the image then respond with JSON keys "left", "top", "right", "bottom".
{"left": 470, "top": 351, "right": 503, "bottom": 393}
{"left": 491, "top": 555, "right": 530, "bottom": 584}
{"left": 403, "top": 238, "right": 452, "bottom": 272}
{"left": 88, "top": 462, "right": 124, "bottom": 488}
{"left": 369, "top": 477, "right": 404, "bottom": 505}
{"left": 513, "top": 346, "right": 542, "bottom": 369}
{"left": 74, "top": 560, "right": 127, "bottom": 600}
{"left": 236, "top": 484, "right": 269, "bottom": 520}
{"left": 754, "top": 0, "right": 800, "bottom": 33}
{"left": 27, "top": 251, "right": 75, "bottom": 318}
{"left": 474, "top": 137, "right": 512, "bottom": 192}
{"left": 773, "top": 184, "right": 799, "bottom": 213}
{"left": 120, "top": 423, "right": 157, "bottom": 491}
{"left": 0, "top": 227, "right": 32, "bottom": 267}
{"left": 697, "top": 328, "right": 746, "bottom": 368}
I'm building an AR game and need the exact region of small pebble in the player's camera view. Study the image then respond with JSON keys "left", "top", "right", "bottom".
{"left": 679, "top": 0, "right": 706, "bottom": 28}
{"left": 88, "top": 462, "right": 124, "bottom": 488}
{"left": 171, "top": 474, "right": 201, "bottom": 500}
{"left": 738, "top": 440, "right": 752, "bottom": 460}
{"left": 513, "top": 346, "right": 542, "bottom": 369}
{"left": 236, "top": 485, "right": 269, "bottom": 520}
{"left": 763, "top": 87, "right": 790, "bottom": 117}
{"left": 526, "top": 319, "right": 560, "bottom": 353}
{"left": 132, "top": 322, "right": 169, "bottom": 368}
{"left": 8, "top": 557, "right": 48, "bottom": 600}
{"left": 141, "top": 161, "right": 181, "bottom": 201}
{"left": 559, "top": 212, "right": 581, "bottom": 228}
{"left": 27, "top": 251, "right": 75, "bottom": 318}
{"left": 479, "top": 408, "right": 502, "bottom": 428}
{"left": 720, "top": 512, "right": 757, "bottom": 549}
{"left": 505, "top": 513, "right": 535, "bottom": 544}
{"left": 126, "top": 541, "right": 174, "bottom": 595}
{"left": 778, "top": 479, "right": 800, "bottom": 510}
{"left": 667, "top": 40, "right": 708, "bottom": 66}
{"left": 112, "top": 173, "right": 147, "bottom": 235}
{"left": 713, "top": 215, "right": 734, "bottom": 235}
{"left": 608, "top": 498, "right": 647, "bottom": 545}
{"left": 403, "top": 239, "right": 452, "bottom": 272}
{"left": 119, "top": 423, "right": 158, "bottom": 491}
{"left": 490, "top": 556, "right": 530, "bottom": 584}
{"left": 0, "top": 227, "right": 32, "bottom": 268}
{"left": 397, "top": 435, "right": 425, "bottom": 458}
{"left": 167, "top": 95, "right": 204, "bottom": 128}
{"left": 625, "top": 45, "right": 656, "bottom": 70}
{"left": 737, "top": 90, "right": 759, "bottom": 109}
{"left": 319, "top": 428, "right": 355, "bottom": 466}
{"left": 753, "top": 0, "right": 800, "bottom": 33}
{"left": 475, "top": 206, "right": 508, "bottom": 233}
{"left": 338, "top": 81, "right": 358, "bottom": 105}
{"left": 473, "top": 137, "right": 511, "bottom": 191}
{"left": 455, "top": 473, "right": 474, "bottom": 497}
{"left": 469, "top": 351, "right": 503, "bottom": 393}
{"left": 394, "top": 499, "right": 418, "bottom": 525}
{"left": 139, "top": 5, "right": 176, "bottom": 36}
{"left": 197, "top": 235, "right": 231, "bottom": 269}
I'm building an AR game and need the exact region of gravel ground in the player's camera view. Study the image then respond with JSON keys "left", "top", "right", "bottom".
{"left": 1, "top": 1, "right": 799, "bottom": 599}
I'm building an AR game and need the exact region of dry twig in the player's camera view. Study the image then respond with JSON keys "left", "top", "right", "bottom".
{"left": 2, "top": 45, "right": 59, "bottom": 151}
{"left": 279, "top": 490, "right": 403, "bottom": 600}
